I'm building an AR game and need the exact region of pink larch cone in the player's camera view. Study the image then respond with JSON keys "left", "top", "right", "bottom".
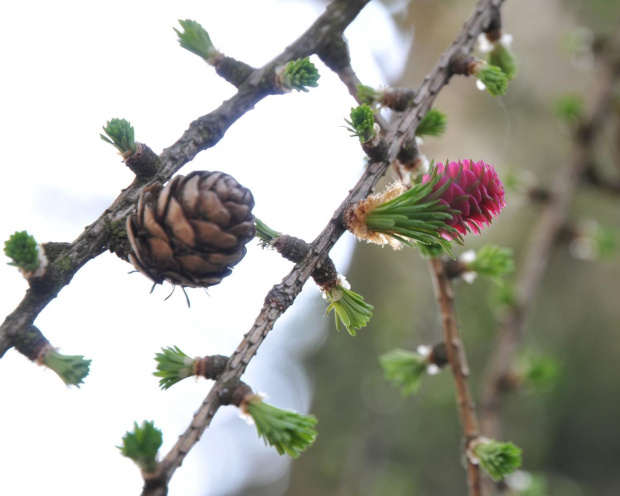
{"left": 422, "top": 159, "right": 506, "bottom": 239}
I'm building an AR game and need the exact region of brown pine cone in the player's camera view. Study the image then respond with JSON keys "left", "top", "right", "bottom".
{"left": 127, "top": 171, "right": 255, "bottom": 288}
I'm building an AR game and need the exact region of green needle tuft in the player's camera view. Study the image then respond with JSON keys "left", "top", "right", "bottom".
{"left": 345, "top": 104, "right": 376, "bottom": 143}
{"left": 4, "top": 231, "right": 40, "bottom": 272}
{"left": 101, "top": 118, "right": 137, "bottom": 158}
{"left": 323, "top": 280, "right": 373, "bottom": 336}
{"left": 380, "top": 348, "right": 434, "bottom": 396}
{"left": 472, "top": 439, "right": 522, "bottom": 481}
{"left": 118, "top": 420, "right": 163, "bottom": 473}
{"left": 174, "top": 19, "right": 218, "bottom": 62}
{"left": 154, "top": 346, "right": 196, "bottom": 390}
{"left": 243, "top": 395, "right": 317, "bottom": 458}
{"left": 474, "top": 64, "right": 508, "bottom": 97}
{"left": 42, "top": 347, "right": 91, "bottom": 387}
{"left": 279, "top": 57, "right": 320, "bottom": 92}
{"left": 416, "top": 108, "right": 447, "bottom": 137}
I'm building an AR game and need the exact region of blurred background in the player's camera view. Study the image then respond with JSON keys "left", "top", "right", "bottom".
{"left": 1, "top": 0, "right": 619, "bottom": 495}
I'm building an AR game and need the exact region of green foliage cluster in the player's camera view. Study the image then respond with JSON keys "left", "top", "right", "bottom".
{"left": 345, "top": 104, "right": 376, "bottom": 143}
{"left": 324, "top": 284, "right": 373, "bottom": 336}
{"left": 380, "top": 348, "right": 430, "bottom": 396}
{"left": 489, "top": 44, "right": 517, "bottom": 81}
{"left": 280, "top": 57, "right": 320, "bottom": 92}
{"left": 174, "top": 19, "right": 217, "bottom": 62}
{"left": 100, "top": 118, "right": 137, "bottom": 157}
{"left": 245, "top": 397, "right": 318, "bottom": 458}
{"left": 154, "top": 346, "right": 195, "bottom": 390}
{"left": 43, "top": 348, "right": 91, "bottom": 387}
{"left": 356, "top": 84, "right": 379, "bottom": 105}
{"left": 4, "top": 231, "right": 40, "bottom": 272}
{"left": 475, "top": 64, "right": 508, "bottom": 97}
{"left": 473, "top": 439, "right": 522, "bottom": 481}
{"left": 365, "top": 167, "right": 460, "bottom": 255}
{"left": 254, "top": 218, "right": 280, "bottom": 248}
{"left": 118, "top": 421, "right": 163, "bottom": 473}
{"left": 555, "top": 94, "right": 585, "bottom": 123}
{"left": 416, "top": 108, "right": 448, "bottom": 138}
{"left": 466, "top": 244, "right": 514, "bottom": 282}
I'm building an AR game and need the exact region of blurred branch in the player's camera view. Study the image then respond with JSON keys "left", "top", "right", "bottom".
{"left": 479, "top": 29, "right": 620, "bottom": 440}
{"left": 428, "top": 257, "right": 482, "bottom": 496}
{"left": 583, "top": 164, "right": 620, "bottom": 195}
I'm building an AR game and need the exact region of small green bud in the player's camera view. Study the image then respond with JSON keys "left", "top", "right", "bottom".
{"left": 154, "top": 346, "right": 196, "bottom": 390}
{"left": 254, "top": 218, "right": 280, "bottom": 248}
{"left": 473, "top": 63, "right": 508, "bottom": 97}
{"left": 323, "top": 276, "right": 373, "bottom": 336}
{"left": 42, "top": 347, "right": 91, "bottom": 387}
{"left": 100, "top": 118, "right": 137, "bottom": 158}
{"left": 555, "top": 94, "right": 584, "bottom": 123}
{"left": 489, "top": 281, "right": 517, "bottom": 310}
{"left": 380, "top": 347, "right": 439, "bottom": 396}
{"left": 279, "top": 57, "right": 320, "bottom": 92}
{"left": 594, "top": 226, "right": 618, "bottom": 257}
{"left": 118, "top": 421, "right": 163, "bottom": 473}
{"left": 516, "top": 350, "right": 561, "bottom": 393}
{"left": 461, "top": 245, "right": 514, "bottom": 283}
{"left": 357, "top": 84, "right": 379, "bottom": 105}
{"left": 241, "top": 394, "right": 317, "bottom": 458}
{"left": 488, "top": 43, "right": 517, "bottom": 81}
{"left": 4, "top": 231, "right": 40, "bottom": 272}
{"left": 345, "top": 104, "right": 376, "bottom": 143}
{"left": 416, "top": 108, "right": 447, "bottom": 138}
{"left": 174, "top": 19, "right": 218, "bottom": 63}
{"left": 470, "top": 438, "right": 522, "bottom": 481}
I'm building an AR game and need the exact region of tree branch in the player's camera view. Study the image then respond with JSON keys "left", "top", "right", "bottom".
{"left": 0, "top": 0, "right": 373, "bottom": 358}
{"left": 147, "top": 0, "right": 506, "bottom": 492}
{"left": 428, "top": 257, "right": 482, "bottom": 496}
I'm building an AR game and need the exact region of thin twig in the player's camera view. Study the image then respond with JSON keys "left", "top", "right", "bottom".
{"left": 428, "top": 257, "right": 482, "bottom": 496}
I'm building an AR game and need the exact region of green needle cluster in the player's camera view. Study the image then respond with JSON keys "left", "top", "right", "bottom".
{"left": 254, "top": 218, "right": 280, "bottom": 248}
{"left": 474, "top": 64, "right": 508, "bottom": 97}
{"left": 356, "top": 84, "right": 379, "bottom": 105}
{"left": 489, "top": 44, "right": 517, "bottom": 81}
{"left": 345, "top": 104, "right": 376, "bottom": 143}
{"left": 280, "top": 57, "right": 320, "bottom": 92}
{"left": 174, "top": 19, "right": 218, "bottom": 62}
{"left": 154, "top": 346, "right": 196, "bottom": 390}
{"left": 380, "top": 348, "right": 430, "bottom": 396}
{"left": 118, "top": 421, "right": 163, "bottom": 473}
{"left": 555, "top": 93, "right": 585, "bottom": 123}
{"left": 100, "top": 118, "right": 137, "bottom": 157}
{"left": 472, "top": 439, "right": 522, "bottom": 481}
{"left": 4, "top": 231, "right": 40, "bottom": 272}
{"left": 43, "top": 348, "right": 91, "bottom": 387}
{"left": 365, "top": 169, "right": 460, "bottom": 255}
{"left": 517, "top": 350, "right": 561, "bottom": 393}
{"left": 324, "top": 284, "right": 373, "bottom": 336}
{"left": 416, "top": 108, "right": 447, "bottom": 138}
{"left": 244, "top": 396, "right": 317, "bottom": 458}
{"left": 465, "top": 244, "right": 514, "bottom": 282}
